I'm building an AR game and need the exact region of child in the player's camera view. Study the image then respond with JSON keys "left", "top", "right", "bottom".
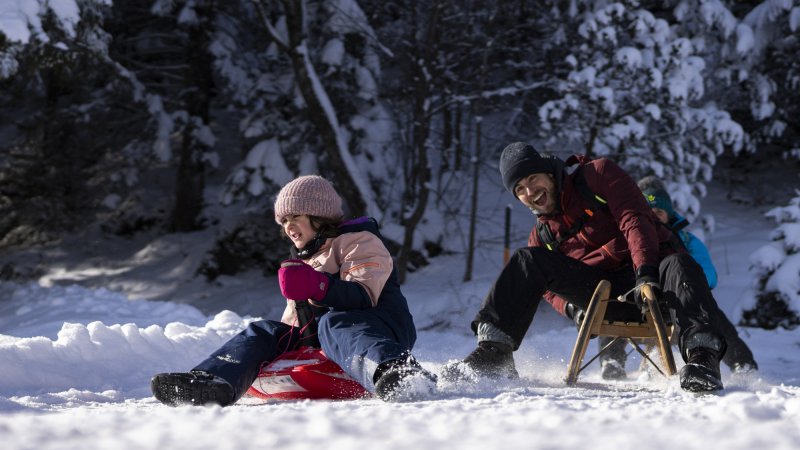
{"left": 151, "top": 175, "right": 435, "bottom": 405}
{"left": 597, "top": 176, "right": 758, "bottom": 379}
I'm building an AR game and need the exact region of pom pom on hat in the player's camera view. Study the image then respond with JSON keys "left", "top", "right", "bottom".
{"left": 274, "top": 175, "right": 344, "bottom": 224}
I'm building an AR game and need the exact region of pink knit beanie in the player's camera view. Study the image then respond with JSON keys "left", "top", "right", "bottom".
{"left": 274, "top": 175, "right": 344, "bottom": 224}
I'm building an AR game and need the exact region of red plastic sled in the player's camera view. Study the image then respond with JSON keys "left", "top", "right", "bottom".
{"left": 246, "top": 346, "right": 371, "bottom": 401}
{"left": 247, "top": 265, "right": 372, "bottom": 401}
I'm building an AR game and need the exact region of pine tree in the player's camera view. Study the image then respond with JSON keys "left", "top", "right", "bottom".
{"left": 0, "top": 1, "right": 144, "bottom": 246}
{"left": 734, "top": 0, "right": 800, "bottom": 329}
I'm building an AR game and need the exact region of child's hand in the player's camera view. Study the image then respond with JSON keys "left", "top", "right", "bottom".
{"left": 278, "top": 259, "right": 330, "bottom": 302}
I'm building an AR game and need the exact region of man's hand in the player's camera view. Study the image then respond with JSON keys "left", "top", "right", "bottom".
{"left": 278, "top": 259, "right": 330, "bottom": 302}
{"left": 634, "top": 265, "right": 661, "bottom": 310}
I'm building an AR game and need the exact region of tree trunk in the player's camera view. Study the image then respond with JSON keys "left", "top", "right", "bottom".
{"left": 442, "top": 107, "right": 452, "bottom": 172}
{"left": 170, "top": 1, "right": 215, "bottom": 232}
{"left": 396, "top": 73, "right": 433, "bottom": 283}
{"left": 395, "top": 1, "right": 442, "bottom": 283}
{"left": 454, "top": 105, "right": 463, "bottom": 170}
{"left": 171, "top": 125, "right": 207, "bottom": 232}
{"left": 463, "top": 117, "right": 481, "bottom": 282}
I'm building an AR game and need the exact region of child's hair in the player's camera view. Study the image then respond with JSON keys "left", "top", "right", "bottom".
{"left": 310, "top": 216, "right": 341, "bottom": 239}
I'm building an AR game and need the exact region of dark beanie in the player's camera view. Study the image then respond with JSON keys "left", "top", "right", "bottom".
{"left": 638, "top": 176, "right": 674, "bottom": 216}
{"left": 499, "top": 142, "right": 558, "bottom": 192}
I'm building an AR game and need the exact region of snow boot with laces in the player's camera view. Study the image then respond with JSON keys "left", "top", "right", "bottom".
{"left": 440, "top": 341, "right": 519, "bottom": 382}
{"left": 151, "top": 371, "right": 235, "bottom": 407}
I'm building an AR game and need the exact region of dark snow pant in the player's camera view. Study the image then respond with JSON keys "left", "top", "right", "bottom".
{"left": 599, "top": 291, "right": 756, "bottom": 370}
{"left": 710, "top": 304, "right": 757, "bottom": 369}
{"left": 193, "top": 309, "right": 417, "bottom": 402}
{"left": 472, "top": 247, "right": 726, "bottom": 362}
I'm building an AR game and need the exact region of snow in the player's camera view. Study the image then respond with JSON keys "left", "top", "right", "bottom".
{"left": 2, "top": 178, "right": 800, "bottom": 450}
{"left": 743, "top": 0, "right": 797, "bottom": 58}
{"left": 615, "top": 47, "right": 642, "bottom": 69}
{"left": 45, "top": 0, "right": 80, "bottom": 38}
{"left": 793, "top": 7, "right": 800, "bottom": 30}
{"left": 0, "top": 0, "right": 89, "bottom": 44}
{"left": 0, "top": 0, "right": 44, "bottom": 44}
{"left": 321, "top": 38, "right": 345, "bottom": 67}
{"left": 242, "top": 138, "right": 293, "bottom": 196}
{"left": 145, "top": 94, "right": 174, "bottom": 162}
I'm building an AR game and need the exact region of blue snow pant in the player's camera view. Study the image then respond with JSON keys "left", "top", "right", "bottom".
{"left": 193, "top": 307, "right": 417, "bottom": 402}
{"left": 473, "top": 248, "right": 726, "bottom": 362}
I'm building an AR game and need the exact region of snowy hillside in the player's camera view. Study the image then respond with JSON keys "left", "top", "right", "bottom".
{"left": 2, "top": 180, "right": 800, "bottom": 450}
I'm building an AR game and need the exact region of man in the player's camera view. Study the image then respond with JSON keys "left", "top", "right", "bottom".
{"left": 443, "top": 142, "right": 727, "bottom": 393}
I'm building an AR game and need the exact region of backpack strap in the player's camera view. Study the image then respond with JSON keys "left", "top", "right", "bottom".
{"left": 536, "top": 165, "right": 608, "bottom": 252}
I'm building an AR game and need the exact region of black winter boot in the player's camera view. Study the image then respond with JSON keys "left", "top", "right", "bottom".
{"left": 151, "top": 371, "right": 235, "bottom": 407}
{"left": 598, "top": 337, "right": 627, "bottom": 380}
{"left": 440, "top": 341, "right": 519, "bottom": 382}
{"left": 374, "top": 357, "right": 437, "bottom": 402}
{"left": 679, "top": 348, "right": 723, "bottom": 393}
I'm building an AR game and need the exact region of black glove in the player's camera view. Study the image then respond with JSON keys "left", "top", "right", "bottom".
{"left": 634, "top": 265, "right": 661, "bottom": 310}
{"left": 565, "top": 303, "right": 586, "bottom": 330}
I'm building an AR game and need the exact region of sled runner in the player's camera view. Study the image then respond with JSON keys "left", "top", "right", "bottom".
{"left": 246, "top": 300, "right": 371, "bottom": 401}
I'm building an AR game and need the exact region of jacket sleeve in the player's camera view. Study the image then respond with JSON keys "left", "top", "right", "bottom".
{"left": 683, "top": 231, "right": 718, "bottom": 289}
{"left": 323, "top": 274, "right": 373, "bottom": 310}
{"left": 585, "top": 159, "right": 661, "bottom": 270}
{"left": 321, "top": 232, "right": 393, "bottom": 310}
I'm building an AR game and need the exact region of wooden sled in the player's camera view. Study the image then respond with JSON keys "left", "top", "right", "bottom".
{"left": 565, "top": 280, "right": 677, "bottom": 385}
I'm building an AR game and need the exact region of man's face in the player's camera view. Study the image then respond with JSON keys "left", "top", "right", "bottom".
{"left": 514, "top": 173, "right": 557, "bottom": 214}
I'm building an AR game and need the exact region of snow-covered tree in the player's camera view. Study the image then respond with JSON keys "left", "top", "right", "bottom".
{"left": 109, "top": 0, "right": 221, "bottom": 232}
{"left": 737, "top": 0, "right": 800, "bottom": 159}
{"left": 537, "top": 0, "right": 747, "bottom": 220}
{"left": 227, "top": 0, "right": 391, "bottom": 221}
{"left": 0, "top": 0, "right": 132, "bottom": 245}
{"left": 1, "top": 0, "right": 224, "bottom": 239}
{"left": 738, "top": 191, "right": 800, "bottom": 329}
{"left": 731, "top": 0, "right": 800, "bottom": 329}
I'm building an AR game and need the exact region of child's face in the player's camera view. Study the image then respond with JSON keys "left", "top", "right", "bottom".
{"left": 652, "top": 208, "right": 669, "bottom": 224}
{"left": 281, "top": 214, "right": 316, "bottom": 249}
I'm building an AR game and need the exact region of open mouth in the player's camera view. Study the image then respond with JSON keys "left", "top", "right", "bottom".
{"left": 532, "top": 191, "right": 547, "bottom": 207}
{"left": 289, "top": 231, "right": 303, "bottom": 243}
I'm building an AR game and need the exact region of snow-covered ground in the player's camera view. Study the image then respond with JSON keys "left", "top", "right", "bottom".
{"left": 2, "top": 180, "right": 799, "bottom": 450}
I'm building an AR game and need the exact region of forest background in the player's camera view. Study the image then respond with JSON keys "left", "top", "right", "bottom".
{"left": 1, "top": 0, "right": 798, "bottom": 328}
